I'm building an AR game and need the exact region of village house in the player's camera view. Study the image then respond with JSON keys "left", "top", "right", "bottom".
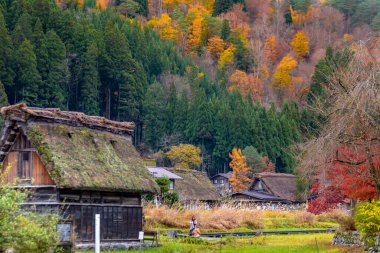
{"left": 210, "top": 171, "right": 232, "bottom": 195}
{"left": 0, "top": 104, "right": 159, "bottom": 248}
{"left": 231, "top": 172, "right": 298, "bottom": 203}
{"left": 147, "top": 166, "right": 183, "bottom": 191}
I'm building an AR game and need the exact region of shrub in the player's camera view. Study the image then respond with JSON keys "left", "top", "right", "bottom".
{"left": 163, "top": 192, "right": 180, "bottom": 207}
{"left": 355, "top": 200, "right": 380, "bottom": 240}
{"left": 338, "top": 216, "right": 356, "bottom": 231}
{"left": 293, "top": 211, "right": 315, "bottom": 225}
{"left": 0, "top": 169, "right": 60, "bottom": 252}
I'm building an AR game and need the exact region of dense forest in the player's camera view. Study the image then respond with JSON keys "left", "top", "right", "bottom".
{"left": 0, "top": 0, "right": 378, "bottom": 175}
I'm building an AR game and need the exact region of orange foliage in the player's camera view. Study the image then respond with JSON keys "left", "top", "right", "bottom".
{"left": 219, "top": 4, "right": 250, "bottom": 30}
{"left": 259, "top": 64, "right": 270, "bottom": 80}
{"left": 207, "top": 36, "right": 225, "bottom": 60}
{"left": 229, "top": 70, "right": 263, "bottom": 101}
{"left": 290, "top": 5, "right": 314, "bottom": 26}
{"left": 290, "top": 30, "right": 309, "bottom": 59}
{"left": 229, "top": 148, "right": 252, "bottom": 192}
{"left": 185, "top": 14, "right": 203, "bottom": 53}
{"left": 272, "top": 55, "right": 298, "bottom": 88}
{"left": 264, "top": 34, "right": 278, "bottom": 64}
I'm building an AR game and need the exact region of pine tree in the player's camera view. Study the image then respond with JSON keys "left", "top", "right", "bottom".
{"left": 44, "top": 30, "right": 67, "bottom": 109}
{"left": 0, "top": 12, "right": 14, "bottom": 92}
{"left": 14, "top": 39, "right": 41, "bottom": 105}
{"left": 0, "top": 80, "right": 8, "bottom": 128}
{"left": 143, "top": 82, "right": 166, "bottom": 150}
{"left": 372, "top": 11, "right": 380, "bottom": 30}
{"left": 220, "top": 19, "right": 230, "bottom": 40}
{"left": 32, "top": 19, "right": 48, "bottom": 82}
{"left": 80, "top": 43, "right": 100, "bottom": 115}
{"left": 213, "top": 0, "right": 233, "bottom": 16}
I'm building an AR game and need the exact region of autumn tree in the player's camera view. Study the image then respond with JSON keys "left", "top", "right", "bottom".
{"left": 229, "top": 70, "right": 263, "bottom": 101}
{"left": 298, "top": 47, "right": 380, "bottom": 213}
{"left": 166, "top": 144, "right": 203, "bottom": 170}
{"left": 229, "top": 148, "right": 252, "bottom": 192}
{"left": 218, "top": 44, "right": 235, "bottom": 68}
{"left": 207, "top": 36, "right": 225, "bottom": 60}
{"left": 272, "top": 55, "right": 298, "bottom": 88}
{"left": 185, "top": 14, "right": 203, "bottom": 53}
{"left": 290, "top": 30, "right": 309, "bottom": 59}
{"left": 147, "top": 13, "right": 181, "bottom": 42}
{"left": 264, "top": 34, "right": 278, "bottom": 64}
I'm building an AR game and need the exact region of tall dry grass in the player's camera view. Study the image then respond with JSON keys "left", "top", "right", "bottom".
{"left": 144, "top": 205, "right": 264, "bottom": 230}
{"left": 144, "top": 205, "right": 349, "bottom": 231}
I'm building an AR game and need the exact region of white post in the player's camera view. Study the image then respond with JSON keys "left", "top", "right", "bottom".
{"left": 95, "top": 214, "right": 100, "bottom": 253}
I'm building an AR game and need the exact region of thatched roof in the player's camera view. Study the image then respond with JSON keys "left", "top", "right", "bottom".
{"left": 0, "top": 104, "right": 159, "bottom": 193}
{"left": 1, "top": 103, "right": 135, "bottom": 135}
{"left": 252, "top": 172, "right": 297, "bottom": 202}
{"left": 166, "top": 168, "right": 219, "bottom": 201}
{"left": 210, "top": 172, "right": 232, "bottom": 179}
{"left": 231, "top": 191, "right": 287, "bottom": 202}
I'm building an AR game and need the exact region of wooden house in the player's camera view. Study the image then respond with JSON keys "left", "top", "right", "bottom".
{"left": 210, "top": 172, "right": 232, "bottom": 195}
{"left": 0, "top": 104, "right": 159, "bottom": 247}
{"left": 147, "top": 166, "right": 183, "bottom": 191}
{"left": 166, "top": 168, "right": 219, "bottom": 204}
{"left": 230, "top": 172, "right": 298, "bottom": 203}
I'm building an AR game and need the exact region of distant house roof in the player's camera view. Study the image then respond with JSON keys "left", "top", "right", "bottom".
{"left": 147, "top": 166, "right": 183, "bottom": 180}
{"left": 252, "top": 172, "right": 297, "bottom": 202}
{"left": 231, "top": 191, "right": 287, "bottom": 202}
{"left": 166, "top": 168, "right": 219, "bottom": 201}
{"left": 0, "top": 104, "right": 159, "bottom": 193}
{"left": 210, "top": 171, "right": 232, "bottom": 179}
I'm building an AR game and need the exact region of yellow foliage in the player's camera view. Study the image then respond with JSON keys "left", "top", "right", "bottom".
{"left": 231, "top": 25, "right": 249, "bottom": 48}
{"left": 197, "top": 72, "right": 205, "bottom": 78}
{"left": 166, "top": 144, "right": 203, "bottom": 170}
{"left": 343, "top": 33, "right": 353, "bottom": 42}
{"left": 229, "top": 70, "right": 263, "bottom": 101}
{"left": 229, "top": 148, "right": 252, "bottom": 192}
{"left": 185, "top": 14, "right": 203, "bottom": 53}
{"left": 272, "top": 55, "right": 298, "bottom": 88}
{"left": 259, "top": 64, "right": 270, "bottom": 80}
{"left": 207, "top": 36, "right": 225, "bottom": 60}
{"left": 264, "top": 34, "right": 278, "bottom": 64}
{"left": 218, "top": 44, "right": 235, "bottom": 68}
{"left": 147, "top": 14, "right": 182, "bottom": 42}
{"left": 290, "top": 30, "right": 309, "bottom": 58}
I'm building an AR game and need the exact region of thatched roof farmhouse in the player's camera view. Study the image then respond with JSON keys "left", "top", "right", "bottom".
{"left": 0, "top": 103, "right": 158, "bottom": 247}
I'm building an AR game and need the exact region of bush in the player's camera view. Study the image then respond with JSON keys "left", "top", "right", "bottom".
{"left": 355, "top": 200, "right": 380, "bottom": 239}
{"left": 0, "top": 170, "right": 60, "bottom": 252}
{"left": 163, "top": 192, "right": 180, "bottom": 207}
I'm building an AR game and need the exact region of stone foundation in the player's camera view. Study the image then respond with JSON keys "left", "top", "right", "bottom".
{"left": 75, "top": 242, "right": 159, "bottom": 251}
{"left": 332, "top": 231, "right": 380, "bottom": 253}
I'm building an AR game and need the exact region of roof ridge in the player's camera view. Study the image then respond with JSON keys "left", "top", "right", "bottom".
{"left": 1, "top": 103, "right": 135, "bottom": 135}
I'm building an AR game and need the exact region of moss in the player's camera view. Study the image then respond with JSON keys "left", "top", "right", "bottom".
{"left": 26, "top": 124, "right": 159, "bottom": 193}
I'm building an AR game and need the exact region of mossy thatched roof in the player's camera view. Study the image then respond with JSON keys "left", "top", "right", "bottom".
{"left": 0, "top": 104, "right": 159, "bottom": 193}
{"left": 167, "top": 168, "right": 219, "bottom": 201}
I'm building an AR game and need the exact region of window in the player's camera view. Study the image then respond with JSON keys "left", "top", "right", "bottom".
{"left": 169, "top": 180, "right": 174, "bottom": 190}
{"left": 214, "top": 179, "right": 218, "bottom": 184}
{"left": 220, "top": 179, "right": 224, "bottom": 185}
{"left": 18, "top": 151, "right": 32, "bottom": 180}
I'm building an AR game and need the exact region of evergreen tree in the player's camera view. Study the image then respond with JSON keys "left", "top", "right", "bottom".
{"left": 220, "top": 19, "right": 230, "bottom": 40}
{"left": 32, "top": 19, "right": 48, "bottom": 82}
{"left": 372, "top": 11, "right": 380, "bottom": 30}
{"left": 14, "top": 39, "right": 41, "bottom": 105}
{"left": 80, "top": 43, "right": 100, "bottom": 115}
{"left": 143, "top": 82, "right": 166, "bottom": 150}
{"left": 44, "top": 30, "right": 67, "bottom": 109}
{"left": 0, "top": 80, "right": 8, "bottom": 127}
{"left": 0, "top": 12, "right": 14, "bottom": 92}
{"left": 213, "top": 0, "right": 233, "bottom": 16}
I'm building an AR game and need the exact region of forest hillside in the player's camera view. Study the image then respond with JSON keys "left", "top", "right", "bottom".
{"left": 0, "top": 0, "right": 379, "bottom": 176}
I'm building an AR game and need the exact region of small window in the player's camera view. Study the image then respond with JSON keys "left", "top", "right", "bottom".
{"left": 214, "top": 179, "right": 218, "bottom": 184}
{"left": 219, "top": 179, "right": 224, "bottom": 184}
{"left": 169, "top": 180, "right": 174, "bottom": 190}
{"left": 18, "top": 151, "right": 32, "bottom": 180}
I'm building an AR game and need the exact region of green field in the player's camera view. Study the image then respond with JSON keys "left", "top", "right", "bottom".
{"left": 78, "top": 234, "right": 363, "bottom": 253}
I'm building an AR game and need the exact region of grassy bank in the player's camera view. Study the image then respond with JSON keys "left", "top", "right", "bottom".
{"left": 78, "top": 233, "right": 363, "bottom": 253}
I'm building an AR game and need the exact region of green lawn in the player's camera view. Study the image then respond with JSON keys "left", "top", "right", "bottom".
{"left": 78, "top": 234, "right": 363, "bottom": 253}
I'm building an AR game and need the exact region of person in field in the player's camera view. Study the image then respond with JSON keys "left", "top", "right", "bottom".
{"left": 189, "top": 216, "right": 198, "bottom": 236}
